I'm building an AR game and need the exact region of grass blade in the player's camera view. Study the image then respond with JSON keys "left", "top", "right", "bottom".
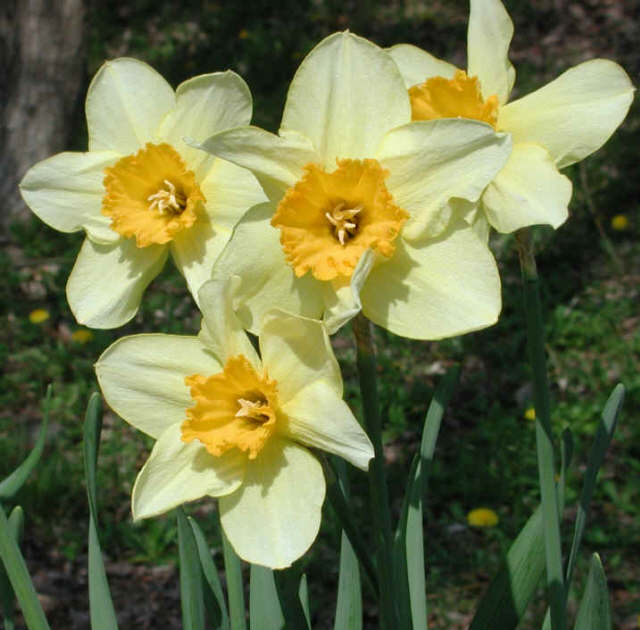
{"left": 0, "top": 504, "right": 50, "bottom": 630}
{"left": 178, "top": 508, "right": 205, "bottom": 630}
{"left": 565, "top": 385, "right": 624, "bottom": 589}
{"left": 249, "top": 564, "right": 284, "bottom": 630}
{"left": 188, "top": 516, "right": 229, "bottom": 630}
{"left": 83, "top": 393, "right": 119, "bottom": 630}
{"left": 573, "top": 554, "right": 611, "bottom": 630}
{"left": 0, "top": 386, "right": 51, "bottom": 501}
{"left": 221, "top": 519, "right": 247, "bottom": 630}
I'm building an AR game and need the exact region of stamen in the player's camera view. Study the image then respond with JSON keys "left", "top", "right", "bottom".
{"left": 147, "top": 179, "right": 186, "bottom": 215}
{"left": 326, "top": 203, "right": 362, "bottom": 246}
{"left": 235, "top": 397, "right": 271, "bottom": 422}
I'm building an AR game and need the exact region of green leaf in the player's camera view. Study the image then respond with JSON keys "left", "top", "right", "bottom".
{"left": 188, "top": 516, "right": 229, "bottom": 630}
{"left": 334, "top": 531, "right": 362, "bottom": 630}
{"left": 249, "top": 565, "right": 284, "bottom": 630}
{"left": 573, "top": 554, "right": 611, "bottom": 630}
{"left": 469, "top": 507, "right": 545, "bottom": 630}
{"left": 221, "top": 521, "right": 247, "bottom": 630}
{"left": 83, "top": 393, "right": 119, "bottom": 630}
{"left": 0, "top": 386, "right": 51, "bottom": 501}
{"left": 0, "top": 504, "right": 50, "bottom": 630}
{"left": 273, "top": 569, "right": 310, "bottom": 629}
{"left": 565, "top": 385, "right": 624, "bottom": 589}
{"left": 178, "top": 508, "right": 205, "bottom": 630}
{"left": 298, "top": 574, "right": 311, "bottom": 629}
{"left": 0, "top": 506, "right": 24, "bottom": 630}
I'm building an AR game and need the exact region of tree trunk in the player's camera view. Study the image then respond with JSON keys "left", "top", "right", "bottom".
{"left": 0, "top": 0, "right": 85, "bottom": 232}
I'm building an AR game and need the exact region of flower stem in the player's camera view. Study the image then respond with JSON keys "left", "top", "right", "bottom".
{"left": 219, "top": 512, "right": 246, "bottom": 630}
{"left": 352, "top": 313, "right": 397, "bottom": 629}
{"left": 516, "top": 229, "right": 566, "bottom": 630}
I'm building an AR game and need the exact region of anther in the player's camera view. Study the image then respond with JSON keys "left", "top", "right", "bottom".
{"left": 326, "top": 203, "right": 362, "bottom": 246}
{"left": 148, "top": 180, "right": 185, "bottom": 215}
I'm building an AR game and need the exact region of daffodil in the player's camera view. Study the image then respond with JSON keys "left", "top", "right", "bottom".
{"left": 389, "top": 0, "right": 634, "bottom": 234}
{"left": 20, "top": 58, "right": 265, "bottom": 328}
{"left": 197, "top": 32, "right": 513, "bottom": 339}
{"left": 95, "top": 276, "right": 373, "bottom": 568}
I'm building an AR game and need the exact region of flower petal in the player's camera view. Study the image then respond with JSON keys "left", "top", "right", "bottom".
{"left": 481, "top": 142, "right": 571, "bottom": 233}
{"left": 220, "top": 438, "right": 325, "bottom": 569}
{"left": 66, "top": 237, "right": 167, "bottom": 328}
{"left": 159, "top": 71, "right": 253, "bottom": 180}
{"left": 387, "top": 43, "right": 458, "bottom": 88}
{"left": 86, "top": 58, "right": 175, "bottom": 154}
{"left": 197, "top": 275, "right": 261, "bottom": 367}
{"left": 377, "top": 119, "right": 512, "bottom": 239}
{"left": 209, "top": 203, "right": 324, "bottom": 334}
{"left": 96, "top": 333, "right": 222, "bottom": 437}
{"left": 498, "top": 59, "right": 634, "bottom": 168}
{"left": 196, "top": 127, "right": 318, "bottom": 201}
{"left": 259, "top": 310, "right": 342, "bottom": 404}
{"left": 280, "top": 380, "right": 373, "bottom": 471}
{"left": 322, "top": 249, "right": 375, "bottom": 334}
{"left": 132, "top": 423, "right": 245, "bottom": 520}
{"left": 19, "top": 151, "right": 121, "bottom": 244}
{"left": 281, "top": 32, "right": 411, "bottom": 166}
{"left": 467, "top": 0, "right": 515, "bottom": 104}
{"left": 361, "top": 220, "right": 501, "bottom": 339}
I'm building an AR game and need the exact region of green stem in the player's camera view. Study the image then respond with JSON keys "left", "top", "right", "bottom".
{"left": 352, "top": 313, "right": 396, "bottom": 629}
{"left": 516, "top": 230, "right": 566, "bottom": 630}
{"left": 220, "top": 513, "right": 246, "bottom": 630}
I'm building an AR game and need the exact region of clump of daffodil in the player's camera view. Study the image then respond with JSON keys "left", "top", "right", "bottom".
{"left": 20, "top": 58, "right": 265, "bottom": 329}
{"left": 388, "top": 0, "right": 634, "bottom": 234}
{"left": 28, "top": 309, "right": 50, "bottom": 324}
{"left": 467, "top": 507, "right": 499, "bottom": 528}
{"left": 196, "top": 31, "right": 513, "bottom": 340}
{"left": 95, "top": 276, "right": 373, "bottom": 569}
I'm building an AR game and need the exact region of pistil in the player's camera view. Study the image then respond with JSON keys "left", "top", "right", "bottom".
{"left": 326, "top": 203, "right": 362, "bottom": 245}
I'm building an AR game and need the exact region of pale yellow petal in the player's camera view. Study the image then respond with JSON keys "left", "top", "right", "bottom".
{"left": 197, "top": 275, "right": 261, "bottom": 367}
{"left": 377, "top": 119, "right": 512, "bottom": 239}
{"left": 361, "top": 221, "right": 501, "bottom": 339}
{"left": 281, "top": 32, "right": 411, "bottom": 166}
{"left": 481, "top": 143, "right": 571, "bottom": 233}
{"left": 387, "top": 43, "right": 458, "bottom": 88}
{"left": 86, "top": 58, "right": 175, "bottom": 154}
{"left": 498, "top": 59, "right": 634, "bottom": 168}
{"left": 96, "top": 334, "right": 222, "bottom": 438}
{"left": 19, "top": 151, "right": 121, "bottom": 244}
{"left": 196, "top": 127, "right": 317, "bottom": 201}
{"left": 66, "top": 237, "right": 167, "bottom": 328}
{"left": 220, "top": 438, "right": 325, "bottom": 569}
{"left": 159, "top": 71, "right": 253, "bottom": 180}
{"left": 259, "top": 310, "right": 342, "bottom": 404}
{"left": 209, "top": 203, "right": 324, "bottom": 334}
{"left": 322, "top": 249, "right": 375, "bottom": 334}
{"left": 132, "top": 423, "right": 245, "bottom": 520}
{"left": 280, "top": 381, "right": 372, "bottom": 471}
{"left": 467, "top": 0, "right": 515, "bottom": 104}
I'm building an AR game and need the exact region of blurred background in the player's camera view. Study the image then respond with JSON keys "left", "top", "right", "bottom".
{"left": 1, "top": 1, "right": 638, "bottom": 628}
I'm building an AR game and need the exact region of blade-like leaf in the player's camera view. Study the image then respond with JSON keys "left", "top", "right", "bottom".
{"left": 565, "top": 385, "right": 624, "bottom": 588}
{"left": 573, "top": 554, "right": 611, "bottom": 630}
{"left": 0, "top": 504, "right": 50, "bottom": 630}
{"left": 178, "top": 508, "right": 205, "bottom": 630}
{"left": 0, "top": 386, "right": 51, "bottom": 501}
{"left": 221, "top": 520, "right": 247, "bottom": 630}
{"left": 334, "top": 531, "right": 362, "bottom": 630}
{"left": 250, "top": 565, "right": 284, "bottom": 630}
{"left": 0, "top": 506, "right": 24, "bottom": 630}
{"left": 188, "top": 516, "right": 229, "bottom": 630}
{"left": 83, "top": 393, "right": 119, "bottom": 630}
{"left": 469, "top": 507, "right": 545, "bottom": 630}
{"left": 273, "top": 569, "right": 310, "bottom": 629}
{"left": 298, "top": 574, "right": 311, "bottom": 629}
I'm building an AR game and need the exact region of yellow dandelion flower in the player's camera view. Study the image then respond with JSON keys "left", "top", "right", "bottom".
{"left": 238, "top": 29, "right": 249, "bottom": 40}
{"left": 611, "top": 214, "right": 629, "bottom": 231}
{"left": 71, "top": 329, "right": 93, "bottom": 344}
{"left": 467, "top": 507, "right": 499, "bottom": 528}
{"left": 524, "top": 406, "right": 536, "bottom": 421}
{"left": 29, "top": 309, "right": 50, "bottom": 324}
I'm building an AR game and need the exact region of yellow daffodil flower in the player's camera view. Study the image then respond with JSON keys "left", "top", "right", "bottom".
{"left": 28, "top": 309, "right": 50, "bottom": 324}
{"left": 389, "top": 0, "right": 634, "bottom": 234}
{"left": 467, "top": 507, "right": 499, "bottom": 528}
{"left": 20, "top": 58, "right": 265, "bottom": 328}
{"left": 95, "top": 276, "right": 373, "bottom": 568}
{"left": 196, "top": 32, "right": 513, "bottom": 339}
